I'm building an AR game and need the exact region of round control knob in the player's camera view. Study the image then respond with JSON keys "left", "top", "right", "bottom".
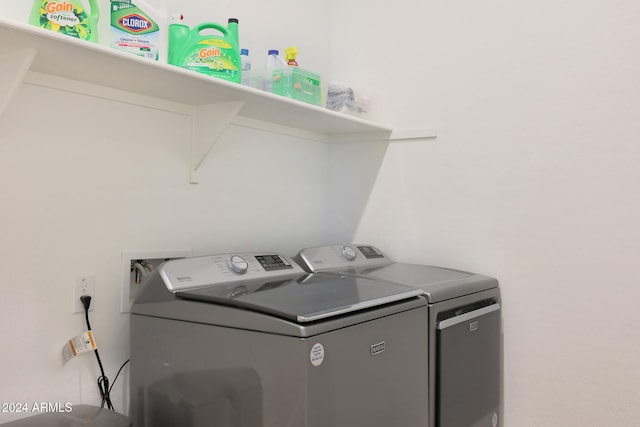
{"left": 341, "top": 246, "right": 357, "bottom": 261}
{"left": 228, "top": 255, "right": 249, "bottom": 274}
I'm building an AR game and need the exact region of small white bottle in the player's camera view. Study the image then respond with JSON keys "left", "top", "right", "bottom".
{"left": 241, "top": 48, "right": 251, "bottom": 86}
{"left": 264, "top": 49, "right": 286, "bottom": 92}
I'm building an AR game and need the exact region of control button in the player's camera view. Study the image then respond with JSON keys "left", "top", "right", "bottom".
{"left": 228, "top": 255, "right": 249, "bottom": 274}
{"left": 278, "top": 255, "right": 291, "bottom": 266}
{"left": 341, "top": 246, "right": 357, "bottom": 261}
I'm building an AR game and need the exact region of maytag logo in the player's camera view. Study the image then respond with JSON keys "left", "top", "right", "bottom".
{"left": 370, "top": 341, "right": 385, "bottom": 355}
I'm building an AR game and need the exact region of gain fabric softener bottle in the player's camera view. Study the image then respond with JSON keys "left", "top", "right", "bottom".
{"left": 30, "top": 0, "right": 100, "bottom": 43}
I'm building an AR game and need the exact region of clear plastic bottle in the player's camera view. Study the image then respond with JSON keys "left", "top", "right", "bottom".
{"left": 264, "top": 49, "right": 286, "bottom": 92}
{"left": 241, "top": 48, "right": 251, "bottom": 86}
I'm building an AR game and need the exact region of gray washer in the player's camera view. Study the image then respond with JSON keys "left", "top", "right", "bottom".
{"left": 296, "top": 245, "right": 503, "bottom": 427}
{"left": 130, "top": 252, "right": 430, "bottom": 427}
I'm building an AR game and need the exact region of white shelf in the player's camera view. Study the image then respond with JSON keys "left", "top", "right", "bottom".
{"left": 0, "top": 17, "right": 437, "bottom": 182}
{"left": 0, "top": 16, "right": 393, "bottom": 138}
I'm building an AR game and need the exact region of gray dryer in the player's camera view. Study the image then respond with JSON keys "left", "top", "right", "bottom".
{"left": 130, "top": 252, "right": 429, "bottom": 427}
{"left": 296, "top": 244, "right": 503, "bottom": 427}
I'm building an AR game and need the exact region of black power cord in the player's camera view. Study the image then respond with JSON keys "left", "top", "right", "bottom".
{"left": 80, "top": 295, "right": 116, "bottom": 410}
{"left": 108, "top": 359, "right": 130, "bottom": 396}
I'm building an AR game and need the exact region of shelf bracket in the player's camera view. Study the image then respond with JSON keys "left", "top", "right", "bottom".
{"left": 389, "top": 128, "right": 438, "bottom": 141}
{"left": 0, "top": 48, "right": 36, "bottom": 119}
{"left": 190, "top": 101, "right": 244, "bottom": 184}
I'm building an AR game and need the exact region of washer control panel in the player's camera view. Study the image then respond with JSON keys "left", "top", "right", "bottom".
{"left": 159, "top": 252, "right": 302, "bottom": 292}
{"left": 297, "top": 244, "right": 392, "bottom": 272}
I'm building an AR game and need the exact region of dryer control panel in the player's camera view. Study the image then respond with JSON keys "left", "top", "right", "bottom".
{"left": 297, "top": 244, "right": 393, "bottom": 272}
{"left": 159, "top": 253, "right": 305, "bottom": 292}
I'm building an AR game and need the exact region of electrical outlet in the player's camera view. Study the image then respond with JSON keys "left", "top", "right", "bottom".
{"left": 120, "top": 249, "right": 191, "bottom": 313}
{"left": 73, "top": 275, "right": 95, "bottom": 314}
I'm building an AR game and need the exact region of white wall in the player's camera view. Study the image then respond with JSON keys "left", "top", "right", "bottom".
{"left": 330, "top": 1, "right": 640, "bottom": 426}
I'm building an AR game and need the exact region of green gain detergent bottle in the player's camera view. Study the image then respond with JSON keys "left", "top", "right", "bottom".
{"left": 168, "top": 18, "right": 241, "bottom": 83}
{"left": 30, "top": 0, "right": 99, "bottom": 43}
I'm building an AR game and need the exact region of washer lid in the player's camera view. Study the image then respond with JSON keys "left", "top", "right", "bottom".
{"left": 176, "top": 272, "right": 424, "bottom": 323}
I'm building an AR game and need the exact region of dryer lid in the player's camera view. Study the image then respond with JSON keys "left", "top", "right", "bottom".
{"left": 176, "top": 272, "right": 424, "bottom": 323}
{"left": 360, "top": 263, "right": 498, "bottom": 303}
{"left": 296, "top": 244, "right": 498, "bottom": 303}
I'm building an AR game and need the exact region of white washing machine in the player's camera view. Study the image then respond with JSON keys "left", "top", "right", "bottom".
{"left": 130, "top": 252, "right": 430, "bottom": 427}
{"left": 296, "top": 244, "right": 503, "bottom": 427}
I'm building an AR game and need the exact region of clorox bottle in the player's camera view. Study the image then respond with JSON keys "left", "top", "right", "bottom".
{"left": 168, "top": 18, "right": 241, "bottom": 83}
{"left": 30, "top": 0, "right": 99, "bottom": 42}
{"left": 110, "top": 0, "right": 166, "bottom": 61}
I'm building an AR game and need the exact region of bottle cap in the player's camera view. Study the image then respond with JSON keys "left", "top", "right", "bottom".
{"left": 268, "top": 49, "right": 279, "bottom": 55}
{"left": 241, "top": 48, "right": 249, "bottom": 55}
{"left": 285, "top": 46, "right": 299, "bottom": 65}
